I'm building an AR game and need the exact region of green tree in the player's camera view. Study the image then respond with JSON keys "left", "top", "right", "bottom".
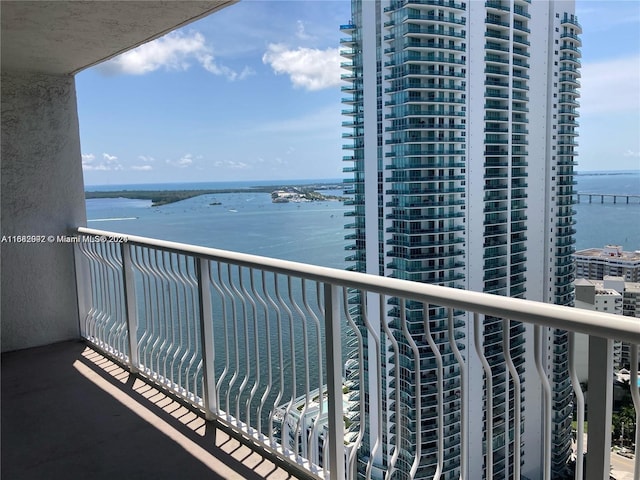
{"left": 612, "top": 405, "right": 636, "bottom": 446}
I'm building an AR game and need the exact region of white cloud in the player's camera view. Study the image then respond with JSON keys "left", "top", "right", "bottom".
{"left": 81, "top": 152, "right": 123, "bottom": 171}
{"left": 623, "top": 150, "right": 640, "bottom": 157}
{"left": 177, "top": 154, "right": 193, "bottom": 167}
{"left": 81, "top": 153, "right": 95, "bottom": 165}
{"left": 138, "top": 155, "right": 155, "bottom": 162}
{"left": 82, "top": 164, "right": 108, "bottom": 171}
{"left": 580, "top": 55, "right": 640, "bottom": 115}
{"left": 262, "top": 43, "right": 341, "bottom": 91}
{"left": 167, "top": 153, "right": 195, "bottom": 168}
{"left": 296, "top": 20, "right": 314, "bottom": 41}
{"left": 131, "top": 165, "right": 153, "bottom": 171}
{"left": 97, "top": 31, "right": 252, "bottom": 81}
{"left": 83, "top": 162, "right": 123, "bottom": 172}
{"left": 200, "top": 55, "right": 254, "bottom": 80}
{"left": 214, "top": 160, "right": 249, "bottom": 169}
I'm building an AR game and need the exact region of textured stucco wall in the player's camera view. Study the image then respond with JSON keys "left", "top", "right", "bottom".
{"left": 1, "top": 72, "right": 86, "bottom": 352}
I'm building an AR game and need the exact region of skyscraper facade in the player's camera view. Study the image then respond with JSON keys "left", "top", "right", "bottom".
{"left": 341, "top": 1, "right": 581, "bottom": 478}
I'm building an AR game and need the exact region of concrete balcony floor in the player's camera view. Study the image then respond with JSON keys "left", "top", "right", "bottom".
{"left": 2, "top": 341, "right": 300, "bottom": 480}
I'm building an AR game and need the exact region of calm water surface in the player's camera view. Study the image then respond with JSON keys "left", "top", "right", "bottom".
{"left": 85, "top": 171, "right": 640, "bottom": 264}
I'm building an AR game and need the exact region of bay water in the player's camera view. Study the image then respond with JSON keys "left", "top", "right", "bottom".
{"left": 86, "top": 171, "right": 640, "bottom": 260}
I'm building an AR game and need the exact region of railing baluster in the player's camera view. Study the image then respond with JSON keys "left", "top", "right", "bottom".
{"left": 324, "top": 283, "right": 344, "bottom": 480}
{"left": 502, "top": 318, "right": 521, "bottom": 479}
{"left": 474, "top": 313, "right": 492, "bottom": 479}
{"left": 256, "top": 270, "right": 272, "bottom": 438}
{"left": 400, "top": 299, "right": 422, "bottom": 479}
{"left": 289, "top": 276, "right": 310, "bottom": 457}
{"left": 197, "top": 257, "right": 216, "bottom": 420}
{"left": 275, "top": 275, "right": 297, "bottom": 452}
{"left": 586, "top": 336, "right": 613, "bottom": 480}
{"left": 303, "top": 280, "right": 325, "bottom": 468}
{"left": 235, "top": 267, "right": 251, "bottom": 422}
{"left": 534, "top": 325, "right": 552, "bottom": 480}
{"left": 629, "top": 344, "right": 639, "bottom": 480}
{"left": 380, "top": 293, "right": 400, "bottom": 478}
{"left": 246, "top": 268, "right": 263, "bottom": 432}
{"left": 568, "top": 332, "right": 585, "bottom": 480}
{"left": 265, "top": 271, "right": 285, "bottom": 441}
{"left": 342, "top": 287, "right": 366, "bottom": 477}
{"left": 423, "top": 305, "right": 443, "bottom": 479}
{"left": 224, "top": 264, "right": 240, "bottom": 421}
{"left": 448, "top": 307, "right": 466, "bottom": 480}
{"left": 212, "top": 262, "right": 231, "bottom": 418}
{"left": 73, "top": 242, "right": 91, "bottom": 339}
{"left": 121, "top": 241, "right": 139, "bottom": 372}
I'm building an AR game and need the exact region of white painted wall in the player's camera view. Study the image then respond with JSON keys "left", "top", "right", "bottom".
{"left": 1, "top": 73, "right": 87, "bottom": 352}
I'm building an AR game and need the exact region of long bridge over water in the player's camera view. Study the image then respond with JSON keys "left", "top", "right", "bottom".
{"left": 576, "top": 193, "right": 640, "bottom": 204}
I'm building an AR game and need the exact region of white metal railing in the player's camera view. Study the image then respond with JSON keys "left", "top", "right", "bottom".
{"left": 74, "top": 227, "right": 640, "bottom": 480}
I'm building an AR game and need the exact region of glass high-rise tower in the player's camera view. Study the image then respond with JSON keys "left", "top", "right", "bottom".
{"left": 341, "top": 0, "right": 581, "bottom": 478}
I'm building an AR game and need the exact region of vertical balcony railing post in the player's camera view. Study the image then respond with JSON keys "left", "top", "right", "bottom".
{"left": 586, "top": 336, "right": 613, "bottom": 480}
{"left": 73, "top": 243, "right": 91, "bottom": 338}
{"left": 197, "top": 257, "right": 217, "bottom": 421}
{"left": 121, "top": 242, "right": 139, "bottom": 372}
{"left": 324, "top": 283, "right": 345, "bottom": 480}
{"left": 630, "top": 344, "right": 639, "bottom": 480}
{"left": 568, "top": 332, "right": 585, "bottom": 480}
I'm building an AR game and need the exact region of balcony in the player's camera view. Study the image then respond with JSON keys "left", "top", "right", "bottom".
{"left": 5, "top": 227, "right": 637, "bottom": 480}
{"left": 1, "top": 3, "right": 638, "bottom": 480}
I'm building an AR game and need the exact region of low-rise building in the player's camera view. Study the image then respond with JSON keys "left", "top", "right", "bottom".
{"left": 574, "top": 276, "right": 640, "bottom": 380}
{"left": 574, "top": 245, "right": 640, "bottom": 282}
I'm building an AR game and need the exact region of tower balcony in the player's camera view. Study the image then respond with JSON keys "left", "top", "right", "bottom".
{"left": 559, "top": 65, "right": 581, "bottom": 77}
{"left": 385, "top": 224, "right": 465, "bottom": 235}
{"left": 513, "top": 35, "right": 530, "bottom": 46}
{"left": 340, "top": 23, "right": 356, "bottom": 33}
{"left": 386, "top": 211, "right": 465, "bottom": 221}
{"left": 391, "top": 40, "right": 466, "bottom": 52}
{"left": 512, "top": 80, "right": 529, "bottom": 91}
{"left": 485, "top": 17, "right": 510, "bottom": 29}
{"left": 485, "top": 30, "right": 510, "bottom": 42}
{"left": 485, "top": 66, "right": 510, "bottom": 77}
{"left": 485, "top": 1, "right": 510, "bottom": 12}
{"left": 561, "top": 14, "right": 582, "bottom": 31}
{"left": 387, "top": 235, "right": 466, "bottom": 247}
{"left": 513, "top": 5, "right": 531, "bottom": 19}
{"left": 559, "top": 76, "right": 581, "bottom": 87}
{"left": 405, "top": 0, "right": 467, "bottom": 10}
{"left": 404, "top": 12, "right": 466, "bottom": 25}
{"left": 404, "top": 24, "right": 467, "bottom": 38}
{"left": 559, "top": 55, "right": 581, "bottom": 66}
{"left": 385, "top": 53, "right": 465, "bottom": 66}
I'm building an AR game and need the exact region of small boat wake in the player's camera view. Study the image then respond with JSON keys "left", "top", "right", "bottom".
{"left": 88, "top": 217, "right": 137, "bottom": 222}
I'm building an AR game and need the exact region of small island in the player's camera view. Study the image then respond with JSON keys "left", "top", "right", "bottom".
{"left": 85, "top": 184, "right": 346, "bottom": 207}
{"left": 271, "top": 186, "right": 344, "bottom": 203}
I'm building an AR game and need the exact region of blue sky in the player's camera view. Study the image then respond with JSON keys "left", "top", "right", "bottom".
{"left": 77, "top": 0, "right": 640, "bottom": 186}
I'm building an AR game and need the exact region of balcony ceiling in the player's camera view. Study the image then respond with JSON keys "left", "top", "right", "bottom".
{"left": 1, "top": 0, "right": 236, "bottom": 75}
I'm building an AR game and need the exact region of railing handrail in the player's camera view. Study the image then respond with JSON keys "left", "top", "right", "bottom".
{"left": 76, "top": 227, "right": 640, "bottom": 344}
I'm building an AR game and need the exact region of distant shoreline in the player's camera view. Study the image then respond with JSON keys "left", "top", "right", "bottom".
{"left": 85, "top": 183, "right": 345, "bottom": 206}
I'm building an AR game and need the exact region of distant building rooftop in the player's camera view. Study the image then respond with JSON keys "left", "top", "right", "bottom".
{"left": 574, "top": 245, "right": 640, "bottom": 262}
{"left": 575, "top": 277, "right": 640, "bottom": 293}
